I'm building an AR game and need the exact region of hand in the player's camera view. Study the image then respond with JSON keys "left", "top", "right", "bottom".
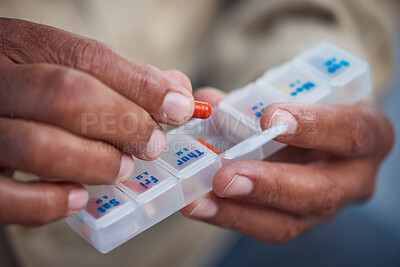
{"left": 0, "top": 18, "right": 195, "bottom": 225}
{"left": 182, "top": 88, "right": 394, "bottom": 243}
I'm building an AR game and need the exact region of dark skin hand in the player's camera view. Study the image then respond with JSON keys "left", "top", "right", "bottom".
{"left": 0, "top": 18, "right": 394, "bottom": 244}
{"left": 181, "top": 88, "right": 394, "bottom": 243}
{"left": 0, "top": 18, "right": 195, "bottom": 225}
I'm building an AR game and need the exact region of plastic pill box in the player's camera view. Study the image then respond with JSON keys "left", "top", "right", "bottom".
{"left": 66, "top": 42, "right": 371, "bottom": 253}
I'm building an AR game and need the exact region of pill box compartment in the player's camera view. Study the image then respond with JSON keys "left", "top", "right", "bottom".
{"left": 217, "top": 66, "right": 328, "bottom": 160}
{"left": 118, "top": 159, "right": 185, "bottom": 228}
{"left": 256, "top": 62, "right": 333, "bottom": 104}
{"left": 155, "top": 133, "right": 220, "bottom": 204}
{"left": 66, "top": 185, "right": 144, "bottom": 253}
{"left": 66, "top": 41, "right": 373, "bottom": 254}
{"left": 173, "top": 108, "right": 241, "bottom": 153}
{"left": 294, "top": 42, "right": 371, "bottom": 104}
{"left": 219, "top": 85, "right": 277, "bottom": 132}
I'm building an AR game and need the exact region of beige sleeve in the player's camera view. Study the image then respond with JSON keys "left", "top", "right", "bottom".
{"left": 195, "top": 0, "right": 400, "bottom": 100}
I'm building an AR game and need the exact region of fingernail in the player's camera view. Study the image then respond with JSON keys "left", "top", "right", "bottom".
{"left": 268, "top": 109, "right": 298, "bottom": 136}
{"left": 145, "top": 129, "right": 166, "bottom": 160}
{"left": 162, "top": 92, "right": 194, "bottom": 123}
{"left": 189, "top": 197, "right": 218, "bottom": 218}
{"left": 116, "top": 154, "right": 135, "bottom": 183}
{"left": 68, "top": 188, "right": 89, "bottom": 213}
{"left": 222, "top": 175, "right": 253, "bottom": 197}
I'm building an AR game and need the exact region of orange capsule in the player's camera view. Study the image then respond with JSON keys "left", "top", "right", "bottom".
{"left": 196, "top": 138, "right": 221, "bottom": 155}
{"left": 193, "top": 101, "right": 212, "bottom": 119}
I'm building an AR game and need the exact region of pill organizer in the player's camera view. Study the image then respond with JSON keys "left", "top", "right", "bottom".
{"left": 66, "top": 42, "right": 371, "bottom": 253}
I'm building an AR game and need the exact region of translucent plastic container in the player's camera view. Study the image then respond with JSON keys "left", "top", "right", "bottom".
{"left": 156, "top": 133, "right": 221, "bottom": 203}
{"left": 219, "top": 85, "right": 278, "bottom": 132}
{"left": 256, "top": 62, "right": 332, "bottom": 104}
{"left": 117, "top": 159, "right": 184, "bottom": 228}
{"left": 66, "top": 185, "right": 143, "bottom": 253}
{"left": 293, "top": 42, "right": 371, "bottom": 104}
{"left": 67, "top": 42, "right": 372, "bottom": 253}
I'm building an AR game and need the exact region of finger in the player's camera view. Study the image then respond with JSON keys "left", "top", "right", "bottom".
{"left": 163, "top": 69, "right": 192, "bottom": 93}
{"left": 260, "top": 103, "right": 394, "bottom": 157}
{"left": 265, "top": 146, "right": 330, "bottom": 164}
{"left": 212, "top": 159, "right": 377, "bottom": 216}
{"left": 193, "top": 87, "right": 227, "bottom": 107}
{"left": 0, "top": 168, "right": 14, "bottom": 177}
{"left": 0, "top": 118, "right": 134, "bottom": 185}
{"left": 181, "top": 193, "right": 324, "bottom": 243}
{"left": 0, "top": 18, "right": 194, "bottom": 125}
{"left": 0, "top": 176, "right": 88, "bottom": 225}
{"left": 0, "top": 63, "right": 166, "bottom": 160}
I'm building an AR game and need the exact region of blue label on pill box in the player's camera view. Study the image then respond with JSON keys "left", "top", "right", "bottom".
{"left": 250, "top": 102, "right": 265, "bottom": 118}
{"left": 310, "top": 56, "right": 351, "bottom": 76}
{"left": 123, "top": 169, "right": 164, "bottom": 195}
{"left": 275, "top": 79, "right": 316, "bottom": 98}
{"left": 173, "top": 146, "right": 205, "bottom": 167}
{"left": 86, "top": 194, "right": 121, "bottom": 219}
{"left": 159, "top": 136, "right": 209, "bottom": 172}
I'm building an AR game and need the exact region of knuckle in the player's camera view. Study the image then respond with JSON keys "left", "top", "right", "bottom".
{"left": 257, "top": 162, "right": 285, "bottom": 205}
{"left": 131, "top": 65, "right": 168, "bottom": 102}
{"left": 229, "top": 205, "right": 245, "bottom": 230}
{"left": 22, "top": 126, "right": 51, "bottom": 168}
{"left": 273, "top": 219, "right": 302, "bottom": 243}
{"left": 299, "top": 113, "right": 321, "bottom": 146}
{"left": 167, "top": 69, "right": 192, "bottom": 90}
{"left": 61, "top": 38, "right": 105, "bottom": 72}
{"left": 359, "top": 174, "right": 377, "bottom": 201}
{"left": 360, "top": 183, "right": 375, "bottom": 201}
{"left": 0, "top": 17, "right": 8, "bottom": 40}
{"left": 0, "top": 17, "right": 17, "bottom": 37}
{"left": 51, "top": 68, "right": 82, "bottom": 89}
{"left": 313, "top": 178, "right": 344, "bottom": 215}
{"left": 383, "top": 121, "right": 395, "bottom": 155}
{"left": 0, "top": 18, "right": 23, "bottom": 57}
{"left": 32, "top": 189, "right": 58, "bottom": 225}
{"left": 46, "top": 68, "right": 94, "bottom": 118}
{"left": 374, "top": 108, "right": 395, "bottom": 156}
{"left": 348, "top": 121, "right": 368, "bottom": 155}
{"left": 263, "top": 174, "right": 283, "bottom": 205}
{"left": 356, "top": 104, "right": 395, "bottom": 157}
{"left": 302, "top": 134, "right": 321, "bottom": 148}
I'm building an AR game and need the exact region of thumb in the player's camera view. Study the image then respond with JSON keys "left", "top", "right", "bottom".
{"left": 162, "top": 69, "right": 193, "bottom": 93}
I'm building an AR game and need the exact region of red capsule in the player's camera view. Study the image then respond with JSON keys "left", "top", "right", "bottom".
{"left": 196, "top": 138, "right": 221, "bottom": 155}
{"left": 193, "top": 101, "right": 212, "bottom": 119}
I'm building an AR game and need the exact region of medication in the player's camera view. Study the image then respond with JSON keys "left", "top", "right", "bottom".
{"left": 196, "top": 138, "right": 221, "bottom": 155}
{"left": 67, "top": 42, "right": 371, "bottom": 253}
{"left": 193, "top": 101, "right": 212, "bottom": 119}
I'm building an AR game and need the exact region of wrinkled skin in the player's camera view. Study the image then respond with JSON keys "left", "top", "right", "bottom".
{"left": 181, "top": 88, "right": 394, "bottom": 244}
{"left": 0, "top": 18, "right": 195, "bottom": 225}
{"left": 0, "top": 18, "right": 394, "bottom": 243}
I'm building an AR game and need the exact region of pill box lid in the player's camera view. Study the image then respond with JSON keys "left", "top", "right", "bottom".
{"left": 220, "top": 124, "right": 287, "bottom": 162}
{"left": 294, "top": 41, "right": 369, "bottom": 87}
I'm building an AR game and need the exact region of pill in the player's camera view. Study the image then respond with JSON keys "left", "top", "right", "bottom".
{"left": 193, "top": 101, "right": 212, "bottom": 119}
{"left": 196, "top": 138, "right": 221, "bottom": 155}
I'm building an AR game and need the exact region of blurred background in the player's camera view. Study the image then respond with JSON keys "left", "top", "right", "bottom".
{"left": 0, "top": 0, "right": 399, "bottom": 266}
